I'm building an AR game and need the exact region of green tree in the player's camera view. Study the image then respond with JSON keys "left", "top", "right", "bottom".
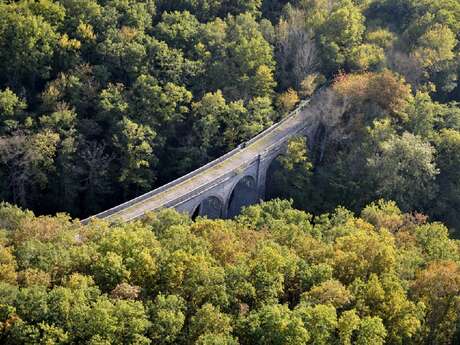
{"left": 356, "top": 316, "right": 387, "bottom": 345}
{"left": 295, "top": 303, "right": 338, "bottom": 345}
{"left": 147, "top": 294, "right": 185, "bottom": 344}
{"left": 113, "top": 117, "right": 157, "bottom": 192}
{"left": 338, "top": 309, "right": 360, "bottom": 345}
{"left": 0, "top": 3, "right": 59, "bottom": 88}
{"left": 189, "top": 304, "right": 236, "bottom": 344}
{"left": 318, "top": 0, "right": 366, "bottom": 73}
{"left": 433, "top": 129, "right": 460, "bottom": 233}
{"left": 88, "top": 224, "right": 158, "bottom": 292}
{"left": 155, "top": 11, "right": 201, "bottom": 52}
{"left": 204, "top": 13, "right": 276, "bottom": 100}
{"left": 237, "top": 304, "right": 310, "bottom": 345}
{"left": 130, "top": 74, "right": 192, "bottom": 130}
{"left": 366, "top": 131, "right": 439, "bottom": 211}
{"left": 0, "top": 88, "right": 27, "bottom": 133}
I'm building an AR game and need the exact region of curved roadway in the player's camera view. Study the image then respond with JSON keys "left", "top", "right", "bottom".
{"left": 83, "top": 100, "right": 315, "bottom": 223}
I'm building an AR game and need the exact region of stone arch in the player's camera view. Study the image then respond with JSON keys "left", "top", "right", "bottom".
{"left": 227, "top": 175, "right": 258, "bottom": 218}
{"left": 191, "top": 196, "right": 224, "bottom": 220}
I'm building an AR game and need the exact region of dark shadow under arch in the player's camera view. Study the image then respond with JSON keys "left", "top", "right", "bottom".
{"left": 227, "top": 176, "right": 258, "bottom": 218}
{"left": 192, "top": 196, "right": 223, "bottom": 220}
{"left": 265, "top": 155, "right": 286, "bottom": 201}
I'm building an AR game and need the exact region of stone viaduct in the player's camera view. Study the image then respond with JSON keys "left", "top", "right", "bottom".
{"left": 83, "top": 96, "right": 323, "bottom": 223}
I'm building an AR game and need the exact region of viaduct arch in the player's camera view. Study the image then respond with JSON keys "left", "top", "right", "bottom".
{"left": 227, "top": 175, "right": 258, "bottom": 218}
{"left": 192, "top": 196, "right": 223, "bottom": 220}
{"left": 83, "top": 97, "right": 322, "bottom": 223}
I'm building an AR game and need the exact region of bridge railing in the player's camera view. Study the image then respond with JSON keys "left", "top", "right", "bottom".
{"left": 244, "top": 99, "right": 310, "bottom": 146}
{"left": 81, "top": 99, "right": 311, "bottom": 223}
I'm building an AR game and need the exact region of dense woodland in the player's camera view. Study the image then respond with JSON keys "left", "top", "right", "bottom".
{"left": 1, "top": 1, "right": 460, "bottom": 343}
{"left": 0, "top": 200, "right": 459, "bottom": 344}
{"left": 0, "top": 0, "right": 459, "bottom": 235}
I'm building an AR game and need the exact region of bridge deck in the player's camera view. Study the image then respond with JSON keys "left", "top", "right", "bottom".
{"left": 85, "top": 101, "right": 314, "bottom": 223}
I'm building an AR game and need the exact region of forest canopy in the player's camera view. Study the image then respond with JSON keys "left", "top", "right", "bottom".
{"left": 0, "top": 199, "right": 459, "bottom": 344}
{"left": 0, "top": 0, "right": 459, "bottom": 235}
{"left": 1, "top": 1, "right": 460, "bottom": 344}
